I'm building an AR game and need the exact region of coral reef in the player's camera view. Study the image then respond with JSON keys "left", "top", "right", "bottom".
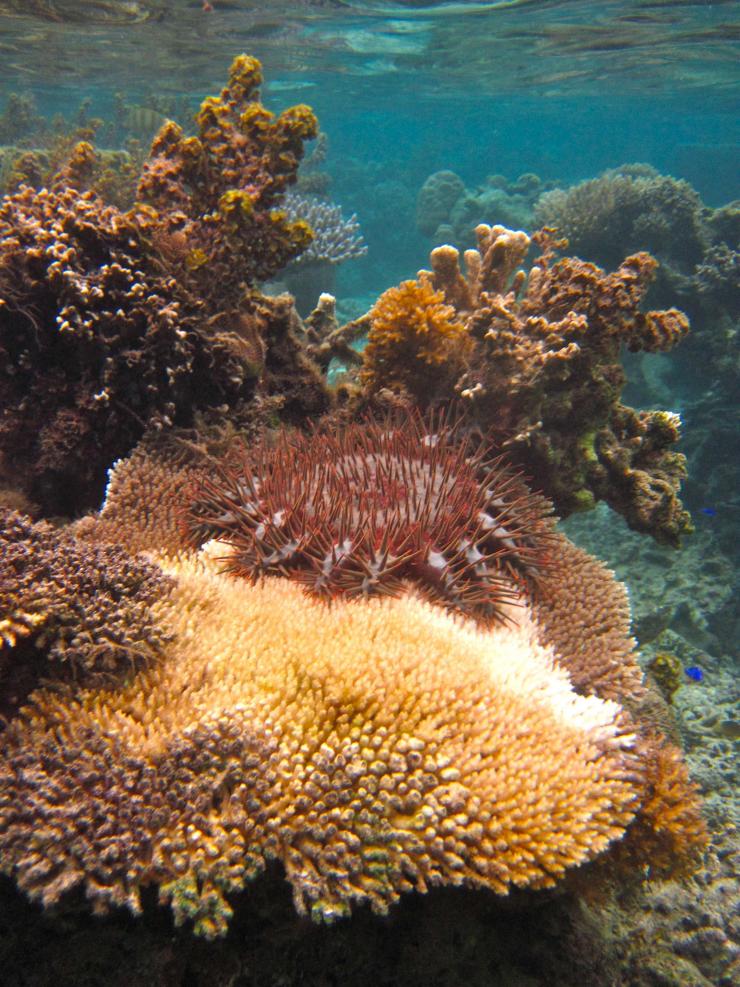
{"left": 274, "top": 189, "right": 367, "bottom": 313}
{"left": 534, "top": 165, "right": 709, "bottom": 278}
{"left": 280, "top": 191, "right": 366, "bottom": 268}
{"left": 0, "top": 56, "right": 327, "bottom": 514}
{"left": 646, "top": 652, "right": 683, "bottom": 703}
{"left": 416, "top": 169, "right": 546, "bottom": 248}
{"left": 187, "top": 413, "right": 553, "bottom": 623}
{"left": 353, "top": 224, "right": 690, "bottom": 544}
{"left": 0, "top": 182, "right": 253, "bottom": 512}
{"left": 0, "top": 411, "right": 707, "bottom": 940}
{"left": 0, "top": 508, "right": 172, "bottom": 718}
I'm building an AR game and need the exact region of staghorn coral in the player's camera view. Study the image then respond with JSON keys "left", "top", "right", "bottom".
{"left": 0, "top": 508, "right": 172, "bottom": 717}
{"left": 355, "top": 224, "right": 690, "bottom": 544}
{"left": 186, "top": 413, "right": 555, "bottom": 624}
{"left": 361, "top": 278, "right": 472, "bottom": 401}
{"left": 136, "top": 54, "right": 318, "bottom": 311}
{"left": 0, "top": 549, "right": 644, "bottom": 935}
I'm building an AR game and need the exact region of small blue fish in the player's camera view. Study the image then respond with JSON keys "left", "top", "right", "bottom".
{"left": 684, "top": 666, "right": 703, "bottom": 682}
{"left": 700, "top": 507, "right": 717, "bottom": 517}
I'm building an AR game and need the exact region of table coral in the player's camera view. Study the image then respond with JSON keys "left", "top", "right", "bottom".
{"left": 0, "top": 550, "right": 642, "bottom": 936}
{"left": 357, "top": 223, "right": 691, "bottom": 545}
{"left": 0, "top": 415, "right": 706, "bottom": 937}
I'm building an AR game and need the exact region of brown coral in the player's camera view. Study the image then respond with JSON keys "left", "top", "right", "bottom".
{"left": 0, "top": 552, "right": 642, "bottom": 935}
{"left": 361, "top": 278, "right": 471, "bottom": 401}
{"left": 616, "top": 732, "right": 708, "bottom": 881}
{"left": 136, "top": 54, "right": 317, "bottom": 309}
{"left": 531, "top": 531, "right": 644, "bottom": 704}
{"left": 0, "top": 509, "right": 172, "bottom": 717}
{"left": 381, "top": 223, "right": 691, "bottom": 545}
{"left": 0, "top": 56, "right": 326, "bottom": 515}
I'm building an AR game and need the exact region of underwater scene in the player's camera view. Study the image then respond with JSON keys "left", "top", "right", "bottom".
{"left": 0, "top": 2, "right": 737, "bottom": 985}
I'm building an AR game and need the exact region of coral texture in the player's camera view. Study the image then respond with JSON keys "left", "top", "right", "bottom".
{"left": 136, "top": 54, "right": 317, "bottom": 310}
{"left": 280, "top": 191, "right": 367, "bottom": 266}
{"left": 362, "top": 279, "right": 471, "bottom": 401}
{"left": 0, "top": 508, "right": 172, "bottom": 714}
{"left": 186, "top": 413, "right": 553, "bottom": 623}
{"left": 531, "top": 531, "right": 644, "bottom": 703}
{"left": 0, "top": 56, "right": 325, "bottom": 514}
{"left": 534, "top": 165, "right": 709, "bottom": 276}
{"left": 0, "top": 551, "right": 642, "bottom": 936}
{"left": 416, "top": 169, "right": 545, "bottom": 247}
{"left": 0, "top": 181, "right": 253, "bottom": 512}
{"left": 357, "top": 224, "right": 690, "bottom": 545}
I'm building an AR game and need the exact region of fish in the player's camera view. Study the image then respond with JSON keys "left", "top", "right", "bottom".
{"left": 123, "top": 104, "right": 167, "bottom": 137}
{"left": 700, "top": 507, "right": 717, "bottom": 517}
{"left": 684, "top": 666, "right": 704, "bottom": 682}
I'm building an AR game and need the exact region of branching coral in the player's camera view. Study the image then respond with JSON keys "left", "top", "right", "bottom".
{"left": 136, "top": 54, "right": 317, "bottom": 309}
{"left": 280, "top": 191, "right": 367, "bottom": 267}
{"left": 356, "top": 224, "right": 690, "bottom": 545}
{"left": 0, "top": 56, "right": 327, "bottom": 514}
{"left": 186, "top": 413, "right": 553, "bottom": 623}
{"left": 0, "top": 508, "right": 172, "bottom": 717}
{"left": 361, "top": 279, "right": 471, "bottom": 401}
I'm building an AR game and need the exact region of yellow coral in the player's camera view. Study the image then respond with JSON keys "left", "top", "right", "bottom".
{"left": 0, "top": 550, "right": 640, "bottom": 935}
{"left": 361, "top": 278, "right": 471, "bottom": 400}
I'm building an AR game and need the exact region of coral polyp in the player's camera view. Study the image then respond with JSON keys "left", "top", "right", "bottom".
{"left": 187, "top": 415, "right": 553, "bottom": 622}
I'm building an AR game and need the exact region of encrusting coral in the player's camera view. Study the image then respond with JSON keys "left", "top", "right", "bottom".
{"left": 0, "top": 55, "right": 325, "bottom": 514}
{"left": 357, "top": 224, "right": 691, "bottom": 545}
